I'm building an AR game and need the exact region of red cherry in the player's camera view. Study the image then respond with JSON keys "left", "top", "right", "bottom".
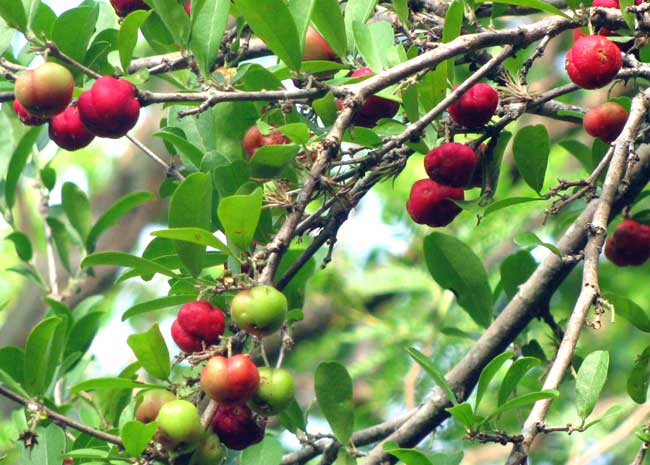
{"left": 242, "top": 124, "right": 290, "bottom": 159}
{"left": 424, "top": 142, "right": 478, "bottom": 188}
{"left": 177, "top": 301, "right": 226, "bottom": 344}
{"left": 303, "top": 26, "right": 336, "bottom": 61}
{"left": 184, "top": 0, "right": 191, "bottom": 15}
{"left": 110, "top": 0, "right": 150, "bottom": 17}
{"left": 200, "top": 355, "right": 260, "bottom": 403}
{"left": 342, "top": 67, "right": 400, "bottom": 128}
{"left": 211, "top": 404, "right": 265, "bottom": 450}
{"left": 78, "top": 76, "right": 140, "bottom": 138}
{"left": 583, "top": 102, "right": 628, "bottom": 143}
{"left": 406, "top": 179, "right": 464, "bottom": 227}
{"left": 171, "top": 320, "right": 203, "bottom": 353}
{"left": 13, "top": 100, "right": 47, "bottom": 126}
{"left": 565, "top": 35, "right": 622, "bottom": 89}
{"left": 48, "top": 106, "right": 95, "bottom": 151}
{"left": 605, "top": 220, "right": 650, "bottom": 266}
{"left": 448, "top": 83, "right": 499, "bottom": 128}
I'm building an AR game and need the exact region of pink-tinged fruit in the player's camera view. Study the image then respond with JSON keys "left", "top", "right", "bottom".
{"left": 242, "top": 124, "right": 290, "bottom": 159}
{"left": 424, "top": 142, "right": 478, "bottom": 188}
{"left": 200, "top": 355, "right": 260, "bottom": 403}
{"left": 303, "top": 26, "right": 336, "bottom": 61}
{"left": 448, "top": 83, "right": 499, "bottom": 128}
{"left": 78, "top": 76, "right": 140, "bottom": 138}
{"left": 406, "top": 179, "right": 464, "bottom": 227}
{"left": 49, "top": 106, "right": 95, "bottom": 151}
{"left": 14, "top": 62, "right": 74, "bottom": 118}
{"left": 13, "top": 100, "right": 47, "bottom": 126}
{"left": 583, "top": 101, "right": 628, "bottom": 143}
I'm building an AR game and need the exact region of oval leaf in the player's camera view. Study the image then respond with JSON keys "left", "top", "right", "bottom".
{"left": 127, "top": 324, "right": 170, "bottom": 380}
{"left": 315, "top": 362, "right": 354, "bottom": 445}
{"left": 576, "top": 350, "right": 609, "bottom": 421}
{"left": 513, "top": 125, "right": 550, "bottom": 194}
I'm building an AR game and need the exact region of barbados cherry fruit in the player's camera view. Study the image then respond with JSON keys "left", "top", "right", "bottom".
{"left": 135, "top": 389, "right": 176, "bottom": 424}
{"left": 188, "top": 431, "right": 227, "bottom": 465}
{"left": 340, "top": 67, "right": 400, "bottom": 128}
{"left": 583, "top": 101, "right": 628, "bottom": 143}
{"left": 605, "top": 220, "right": 650, "bottom": 266}
{"left": 49, "top": 106, "right": 95, "bottom": 151}
{"left": 211, "top": 404, "right": 265, "bottom": 450}
{"left": 303, "top": 26, "right": 336, "bottom": 61}
{"left": 156, "top": 399, "right": 203, "bottom": 450}
{"left": 78, "top": 76, "right": 140, "bottom": 138}
{"left": 230, "top": 285, "right": 288, "bottom": 337}
{"left": 566, "top": 35, "right": 622, "bottom": 89}
{"left": 14, "top": 62, "right": 74, "bottom": 118}
{"left": 406, "top": 179, "right": 464, "bottom": 227}
{"left": 448, "top": 83, "right": 499, "bottom": 128}
{"left": 171, "top": 300, "right": 226, "bottom": 353}
{"left": 243, "top": 124, "right": 290, "bottom": 159}
{"left": 424, "top": 142, "right": 478, "bottom": 188}
{"left": 249, "top": 367, "right": 295, "bottom": 416}
{"left": 110, "top": 0, "right": 150, "bottom": 17}
{"left": 200, "top": 354, "right": 260, "bottom": 403}
{"left": 13, "top": 100, "right": 47, "bottom": 126}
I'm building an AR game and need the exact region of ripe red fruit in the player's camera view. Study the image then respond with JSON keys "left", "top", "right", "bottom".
{"left": 110, "top": 0, "right": 150, "bottom": 17}
{"left": 583, "top": 101, "right": 628, "bottom": 143}
{"left": 424, "top": 142, "right": 478, "bottom": 188}
{"left": 14, "top": 62, "right": 74, "bottom": 118}
{"left": 341, "top": 67, "right": 400, "bottom": 128}
{"left": 448, "top": 83, "right": 499, "bottom": 128}
{"left": 200, "top": 355, "right": 260, "bottom": 403}
{"left": 406, "top": 179, "right": 464, "bottom": 227}
{"left": 211, "top": 404, "right": 265, "bottom": 450}
{"left": 48, "top": 106, "right": 95, "bottom": 151}
{"left": 605, "top": 220, "right": 650, "bottom": 266}
{"left": 184, "top": 0, "right": 191, "bottom": 15}
{"left": 303, "top": 26, "right": 336, "bottom": 61}
{"left": 78, "top": 76, "right": 140, "bottom": 138}
{"left": 565, "top": 35, "right": 622, "bottom": 89}
{"left": 13, "top": 100, "right": 47, "bottom": 126}
{"left": 242, "top": 124, "right": 290, "bottom": 159}
{"left": 171, "top": 301, "right": 225, "bottom": 353}
{"left": 592, "top": 0, "right": 643, "bottom": 6}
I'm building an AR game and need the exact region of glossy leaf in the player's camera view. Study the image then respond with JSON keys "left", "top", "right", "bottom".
{"left": 82, "top": 251, "right": 178, "bottom": 278}
{"left": 475, "top": 352, "right": 514, "bottom": 410}
{"left": 70, "top": 377, "right": 162, "bottom": 394}
{"left": 5, "top": 231, "right": 32, "bottom": 261}
{"left": 121, "top": 421, "right": 158, "bottom": 457}
{"left": 344, "top": 0, "right": 378, "bottom": 52}
{"left": 576, "top": 350, "right": 609, "bottom": 421}
{"left": 217, "top": 188, "right": 263, "bottom": 251}
{"left": 498, "top": 357, "right": 541, "bottom": 405}
{"left": 514, "top": 231, "right": 561, "bottom": 256}
{"left": 127, "top": 324, "right": 170, "bottom": 380}
{"left": 315, "top": 362, "right": 354, "bottom": 444}
{"left": 121, "top": 294, "right": 195, "bottom": 321}
{"left": 118, "top": 10, "right": 152, "bottom": 71}
{"left": 241, "top": 436, "right": 284, "bottom": 465}
{"left": 147, "top": 0, "right": 190, "bottom": 45}
{"left": 484, "top": 390, "right": 559, "bottom": 423}
{"left": 5, "top": 126, "right": 41, "bottom": 209}
{"left": 603, "top": 293, "right": 650, "bottom": 333}
{"left": 46, "top": 217, "right": 73, "bottom": 273}
{"left": 407, "top": 347, "right": 458, "bottom": 405}
{"left": 476, "top": 0, "right": 569, "bottom": 17}
{"left": 23, "top": 317, "right": 66, "bottom": 395}
{"left": 628, "top": 345, "right": 650, "bottom": 403}
{"left": 62, "top": 182, "right": 92, "bottom": 243}
{"left": 352, "top": 20, "right": 394, "bottom": 71}
{"left": 513, "top": 125, "right": 550, "bottom": 194}
{"left": 189, "top": 0, "right": 230, "bottom": 76}
{"left": 499, "top": 250, "right": 536, "bottom": 300}
{"left": 151, "top": 227, "right": 232, "bottom": 257}
{"left": 445, "top": 402, "right": 483, "bottom": 430}
{"left": 312, "top": 0, "right": 346, "bottom": 58}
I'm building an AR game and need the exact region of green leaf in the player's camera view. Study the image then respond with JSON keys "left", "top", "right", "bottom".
{"left": 217, "top": 187, "right": 263, "bottom": 251}
{"left": 315, "top": 362, "right": 354, "bottom": 445}
{"left": 52, "top": 6, "right": 99, "bottom": 67}
{"left": 498, "top": 357, "right": 541, "bottom": 405}
{"left": 234, "top": 0, "right": 301, "bottom": 70}
{"left": 484, "top": 197, "right": 545, "bottom": 216}
{"left": 0, "top": 346, "right": 25, "bottom": 385}
{"left": 620, "top": 0, "right": 635, "bottom": 30}
{"left": 499, "top": 250, "right": 536, "bottom": 300}
{"left": 392, "top": 0, "right": 409, "bottom": 27}
{"left": 476, "top": 0, "right": 569, "bottom": 18}
{"left": 5, "top": 231, "right": 33, "bottom": 261}
{"left": 475, "top": 352, "right": 514, "bottom": 410}
{"left": 344, "top": 0, "right": 378, "bottom": 53}
{"left": 127, "top": 324, "right": 170, "bottom": 380}
{"left": 352, "top": 20, "right": 394, "bottom": 71}
{"left": 7, "top": 265, "right": 47, "bottom": 290}
{"left": 46, "top": 217, "right": 73, "bottom": 273}
{"left": 278, "top": 398, "right": 307, "bottom": 433}
{"left": 445, "top": 402, "right": 483, "bottom": 430}
{"left": 169, "top": 172, "right": 213, "bottom": 277}
{"left": 40, "top": 166, "right": 56, "bottom": 191}
{"left": 118, "top": 10, "right": 152, "bottom": 72}
{"left": 153, "top": 128, "right": 204, "bottom": 170}
{"left": 121, "top": 421, "right": 158, "bottom": 457}
{"left": 423, "top": 232, "right": 493, "bottom": 328}
{"left": 628, "top": 345, "right": 650, "bottom": 403}
{"left": 576, "top": 350, "right": 609, "bottom": 421}
{"left": 384, "top": 446, "right": 433, "bottom": 465}
{"left": 513, "top": 125, "right": 550, "bottom": 194}
{"left": 20, "top": 424, "right": 65, "bottom": 465}
{"left": 0, "top": 1, "right": 27, "bottom": 30}
{"left": 406, "top": 347, "right": 458, "bottom": 405}
{"left": 62, "top": 182, "right": 92, "bottom": 243}
{"left": 5, "top": 126, "right": 41, "bottom": 209}
{"left": 250, "top": 144, "right": 300, "bottom": 178}
{"left": 64, "top": 312, "right": 104, "bottom": 369}
{"left": 70, "top": 377, "right": 163, "bottom": 394}
{"left": 288, "top": 0, "right": 316, "bottom": 52}
{"left": 188, "top": 0, "right": 230, "bottom": 76}
{"left": 82, "top": 252, "right": 178, "bottom": 278}
{"left": 514, "top": 231, "right": 561, "bottom": 256}
{"left": 559, "top": 139, "right": 592, "bottom": 173}
{"left": 121, "top": 294, "right": 196, "bottom": 321}
{"left": 147, "top": 0, "right": 190, "bottom": 45}
{"left": 312, "top": 0, "right": 346, "bottom": 58}
{"left": 151, "top": 227, "right": 232, "bottom": 257}
{"left": 240, "top": 436, "right": 284, "bottom": 465}
{"left": 603, "top": 293, "right": 650, "bottom": 333}
{"left": 484, "top": 390, "right": 559, "bottom": 423}
{"left": 23, "top": 316, "right": 66, "bottom": 395}
{"left": 86, "top": 191, "right": 154, "bottom": 252}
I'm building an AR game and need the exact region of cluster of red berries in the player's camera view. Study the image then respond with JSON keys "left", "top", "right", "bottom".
{"left": 162, "top": 286, "right": 293, "bottom": 451}
{"left": 406, "top": 83, "right": 498, "bottom": 228}
{"left": 605, "top": 220, "right": 650, "bottom": 266}
{"left": 13, "top": 62, "right": 141, "bottom": 151}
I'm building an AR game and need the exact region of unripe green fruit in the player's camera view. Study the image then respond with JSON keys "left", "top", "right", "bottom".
{"left": 250, "top": 367, "right": 295, "bottom": 415}
{"left": 189, "top": 431, "right": 227, "bottom": 465}
{"left": 156, "top": 400, "right": 203, "bottom": 450}
{"left": 230, "top": 285, "right": 288, "bottom": 337}
{"left": 135, "top": 389, "right": 176, "bottom": 423}
{"left": 14, "top": 62, "right": 74, "bottom": 117}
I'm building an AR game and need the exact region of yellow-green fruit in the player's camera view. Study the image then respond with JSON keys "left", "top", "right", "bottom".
{"left": 156, "top": 400, "right": 203, "bottom": 451}
{"left": 249, "top": 367, "right": 295, "bottom": 415}
{"left": 230, "top": 285, "right": 288, "bottom": 337}
{"left": 14, "top": 62, "right": 74, "bottom": 117}
{"left": 135, "top": 389, "right": 176, "bottom": 423}
{"left": 189, "top": 431, "right": 227, "bottom": 465}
